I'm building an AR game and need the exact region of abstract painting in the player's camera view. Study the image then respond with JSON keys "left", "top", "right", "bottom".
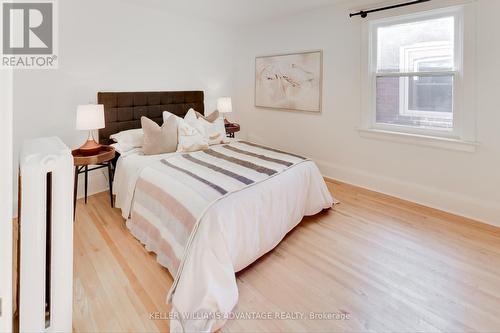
{"left": 255, "top": 51, "right": 322, "bottom": 112}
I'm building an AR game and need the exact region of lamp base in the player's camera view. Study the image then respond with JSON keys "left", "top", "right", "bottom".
{"left": 78, "top": 139, "right": 102, "bottom": 156}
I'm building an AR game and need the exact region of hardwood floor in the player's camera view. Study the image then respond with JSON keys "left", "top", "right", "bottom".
{"left": 73, "top": 180, "right": 500, "bottom": 333}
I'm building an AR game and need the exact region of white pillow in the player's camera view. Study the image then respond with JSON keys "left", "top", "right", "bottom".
{"left": 198, "top": 118, "right": 227, "bottom": 145}
{"left": 184, "top": 109, "right": 198, "bottom": 123}
{"left": 184, "top": 109, "right": 227, "bottom": 146}
{"left": 109, "top": 128, "right": 144, "bottom": 152}
{"left": 163, "top": 111, "right": 181, "bottom": 126}
{"left": 163, "top": 109, "right": 221, "bottom": 152}
{"left": 200, "top": 110, "right": 227, "bottom": 144}
{"left": 110, "top": 143, "right": 142, "bottom": 156}
{"left": 210, "top": 117, "right": 228, "bottom": 145}
{"left": 176, "top": 118, "right": 209, "bottom": 152}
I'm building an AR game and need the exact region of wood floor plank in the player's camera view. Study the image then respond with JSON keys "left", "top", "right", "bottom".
{"left": 73, "top": 180, "right": 500, "bottom": 332}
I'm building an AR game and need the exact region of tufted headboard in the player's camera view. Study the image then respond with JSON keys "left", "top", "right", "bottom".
{"left": 98, "top": 91, "right": 204, "bottom": 145}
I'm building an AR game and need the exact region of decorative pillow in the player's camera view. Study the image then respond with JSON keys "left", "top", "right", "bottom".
{"left": 141, "top": 116, "right": 178, "bottom": 155}
{"left": 185, "top": 109, "right": 227, "bottom": 145}
{"left": 195, "top": 110, "right": 219, "bottom": 123}
{"left": 209, "top": 117, "right": 228, "bottom": 145}
{"left": 110, "top": 128, "right": 143, "bottom": 150}
{"left": 184, "top": 108, "right": 198, "bottom": 123}
{"left": 177, "top": 118, "right": 209, "bottom": 152}
{"left": 162, "top": 111, "right": 181, "bottom": 126}
{"left": 197, "top": 118, "right": 226, "bottom": 144}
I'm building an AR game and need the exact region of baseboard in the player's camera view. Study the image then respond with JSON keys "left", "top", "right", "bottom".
{"left": 315, "top": 159, "right": 500, "bottom": 227}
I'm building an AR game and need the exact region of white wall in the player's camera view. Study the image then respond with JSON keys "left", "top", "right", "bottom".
{"left": 0, "top": 69, "right": 13, "bottom": 333}
{"left": 234, "top": 0, "right": 500, "bottom": 225}
{"left": 13, "top": 0, "right": 237, "bottom": 214}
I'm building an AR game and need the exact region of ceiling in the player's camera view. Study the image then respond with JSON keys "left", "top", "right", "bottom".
{"left": 125, "top": 0, "right": 350, "bottom": 26}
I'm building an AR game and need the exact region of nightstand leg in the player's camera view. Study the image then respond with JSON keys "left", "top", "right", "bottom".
{"left": 73, "top": 166, "right": 79, "bottom": 221}
{"left": 107, "top": 162, "right": 114, "bottom": 208}
{"left": 84, "top": 165, "right": 88, "bottom": 204}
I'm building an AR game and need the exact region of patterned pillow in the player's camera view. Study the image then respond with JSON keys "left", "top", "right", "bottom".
{"left": 176, "top": 118, "right": 209, "bottom": 152}
{"left": 186, "top": 109, "right": 227, "bottom": 145}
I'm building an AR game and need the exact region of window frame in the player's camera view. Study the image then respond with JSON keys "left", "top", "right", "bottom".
{"left": 399, "top": 48, "right": 454, "bottom": 120}
{"left": 366, "top": 6, "right": 465, "bottom": 140}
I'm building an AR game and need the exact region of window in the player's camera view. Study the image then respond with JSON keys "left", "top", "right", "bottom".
{"left": 367, "top": 8, "right": 466, "bottom": 139}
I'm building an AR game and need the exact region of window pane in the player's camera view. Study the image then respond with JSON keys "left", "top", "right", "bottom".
{"left": 377, "top": 16, "right": 454, "bottom": 73}
{"left": 408, "top": 75, "right": 453, "bottom": 112}
{"left": 376, "top": 76, "right": 453, "bottom": 130}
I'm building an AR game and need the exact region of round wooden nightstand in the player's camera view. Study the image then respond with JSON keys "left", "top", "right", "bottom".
{"left": 225, "top": 123, "right": 240, "bottom": 138}
{"left": 72, "top": 146, "right": 116, "bottom": 219}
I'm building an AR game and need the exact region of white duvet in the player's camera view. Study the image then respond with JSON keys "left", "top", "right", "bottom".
{"left": 113, "top": 145, "right": 334, "bottom": 332}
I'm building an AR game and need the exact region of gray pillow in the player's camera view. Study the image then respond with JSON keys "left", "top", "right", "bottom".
{"left": 141, "top": 116, "right": 178, "bottom": 155}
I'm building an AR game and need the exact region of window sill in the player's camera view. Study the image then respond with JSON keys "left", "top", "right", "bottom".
{"left": 358, "top": 128, "right": 478, "bottom": 153}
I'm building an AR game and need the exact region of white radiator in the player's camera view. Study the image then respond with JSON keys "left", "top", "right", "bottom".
{"left": 19, "top": 137, "right": 73, "bottom": 332}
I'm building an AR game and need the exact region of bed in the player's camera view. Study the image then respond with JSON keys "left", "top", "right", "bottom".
{"left": 98, "top": 91, "right": 335, "bottom": 332}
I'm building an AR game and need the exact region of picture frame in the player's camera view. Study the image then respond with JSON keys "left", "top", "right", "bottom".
{"left": 255, "top": 50, "right": 323, "bottom": 113}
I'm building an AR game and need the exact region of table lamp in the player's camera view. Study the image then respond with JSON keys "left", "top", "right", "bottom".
{"left": 217, "top": 97, "right": 233, "bottom": 125}
{"left": 76, "top": 104, "right": 105, "bottom": 155}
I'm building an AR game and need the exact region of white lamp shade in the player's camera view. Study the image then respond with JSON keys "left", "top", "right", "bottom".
{"left": 76, "top": 104, "right": 105, "bottom": 130}
{"left": 217, "top": 97, "right": 232, "bottom": 114}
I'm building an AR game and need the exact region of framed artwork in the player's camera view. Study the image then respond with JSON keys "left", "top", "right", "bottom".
{"left": 255, "top": 50, "right": 323, "bottom": 112}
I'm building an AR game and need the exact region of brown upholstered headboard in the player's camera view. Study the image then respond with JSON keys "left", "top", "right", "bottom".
{"left": 98, "top": 91, "right": 204, "bottom": 145}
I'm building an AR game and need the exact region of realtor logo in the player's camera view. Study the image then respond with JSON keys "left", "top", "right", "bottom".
{"left": 1, "top": 0, "right": 58, "bottom": 69}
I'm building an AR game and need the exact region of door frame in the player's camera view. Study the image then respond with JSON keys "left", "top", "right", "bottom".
{"left": 0, "top": 68, "right": 13, "bottom": 332}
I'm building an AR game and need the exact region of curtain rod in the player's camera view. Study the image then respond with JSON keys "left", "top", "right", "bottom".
{"left": 349, "top": 0, "right": 431, "bottom": 18}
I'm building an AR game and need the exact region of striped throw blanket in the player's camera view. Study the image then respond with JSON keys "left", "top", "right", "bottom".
{"left": 127, "top": 141, "right": 308, "bottom": 277}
